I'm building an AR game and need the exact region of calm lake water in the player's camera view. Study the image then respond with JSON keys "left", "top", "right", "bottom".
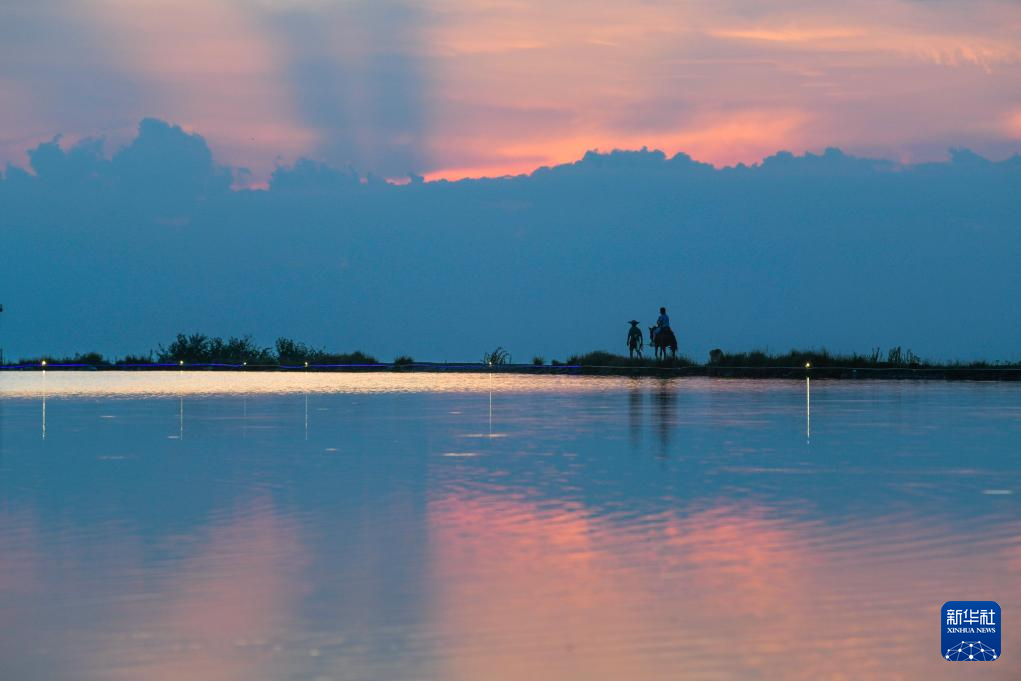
{"left": 1, "top": 372, "right": 1018, "bottom": 680}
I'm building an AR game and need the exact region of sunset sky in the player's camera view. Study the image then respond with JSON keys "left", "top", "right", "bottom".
{"left": 3, "top": 0, "right": 1020, "bottom": 183}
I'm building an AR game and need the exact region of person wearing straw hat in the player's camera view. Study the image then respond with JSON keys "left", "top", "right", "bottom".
{"left": 626, "top": 320, "right": 644, "bottom": 358}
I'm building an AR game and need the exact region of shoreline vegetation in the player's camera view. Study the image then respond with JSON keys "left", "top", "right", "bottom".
{"left": 2, "top": 334, "right": 1020, "bottom": 381}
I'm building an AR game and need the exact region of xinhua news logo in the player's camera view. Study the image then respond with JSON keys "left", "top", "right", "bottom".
{"left": 942, "top": 601, "right": 1000, "bottom": 661}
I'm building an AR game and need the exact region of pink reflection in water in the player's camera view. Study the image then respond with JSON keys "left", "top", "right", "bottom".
{"left": 0, "top": 499, "right": 307, "bottom": 681}
{"left": 102, "top": 500, "right": 306, "bottom": 681}
{"left": 427, "top": 493, "right": 1020, "bottom": 680}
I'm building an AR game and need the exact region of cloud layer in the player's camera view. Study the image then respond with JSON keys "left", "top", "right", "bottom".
{"left": 2, "top": 120, "right": 1019, "bottom": 362}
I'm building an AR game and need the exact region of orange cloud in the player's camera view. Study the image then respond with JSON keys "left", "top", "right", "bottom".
{"left": 425, "top": 108, "right": 811, "bottom": 180}
{"left": 1007, "top": 110, "right": 1021, "bottom": 139}
{"left": 712, "top": 27, "right": 863, "bottom": 43}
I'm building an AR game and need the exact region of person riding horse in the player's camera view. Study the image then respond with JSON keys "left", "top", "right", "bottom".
{"left": 649, "top": 306, "right": 678, "bottom": 359}
{"left": 656, "top": 307, "right": 670, "bottom": 335}
{"left": 626, "top": 320, "right": 644, "bottom": 358}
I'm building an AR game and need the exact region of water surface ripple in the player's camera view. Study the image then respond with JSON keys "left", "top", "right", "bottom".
{"left": 1, "top": 373, "right": 1018, "bottom": 680}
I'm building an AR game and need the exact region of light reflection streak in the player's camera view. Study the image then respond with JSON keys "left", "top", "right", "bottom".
{"left": 628, "top": 385, "right": 642, "bottom": 449}
{"left": 0, "top": 372, "right": 783, "bottom": 399}
{"left": 653, "top": 380, "right": 674, "bottom": 457}
{"left": 41, "top": 370, "right": 46, "bottom": 440}
{"left": 806, "top": 376, "right": 811, "bottom": 441}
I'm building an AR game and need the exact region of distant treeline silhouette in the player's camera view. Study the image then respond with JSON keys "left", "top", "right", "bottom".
{"left": 9, "top": 338, "right": 1019, "bottom": 375}
{"left": 15, "top": 334, "right": 380, "bottom": 367}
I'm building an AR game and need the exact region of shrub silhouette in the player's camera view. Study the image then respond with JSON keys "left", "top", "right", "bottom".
{"left": 158, "top": 333, "right": 273, "bottom": 364}
{"left": 274, "top": 337, "right": 321, "bottom": 365}
{"left": 18, "top": 352, "right": 110, "bottom": 366}
{"left": 118, "top": 352, "right": 154, "bottom": 365}
{"left": 315, "top": 350, "right": 378, "bottom": 365}
{"left": 483, "top": 347, "right": 511, "bottom": 365}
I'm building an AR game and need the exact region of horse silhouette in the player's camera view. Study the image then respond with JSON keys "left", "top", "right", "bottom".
{"left": 649, "top": 326, "right": 677, "bottom": 360}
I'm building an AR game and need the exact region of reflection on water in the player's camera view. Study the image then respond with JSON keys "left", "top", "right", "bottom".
{"left": 653, "top": 380, "right": 675, "bottom": 457}
{"left": 41, "top": 379, "right": 46, "bottom": 441}
{"left": 1, "top": 373, "right": 1019, "bottom": 680}
{"left": 0, "top": 371, "right": 654, "bottom": 398}
{"left": 806, "top": 376, "right": 811, "bottom": 441}
{"left": 628, "top": 384, "right": 642, "bottom": 450}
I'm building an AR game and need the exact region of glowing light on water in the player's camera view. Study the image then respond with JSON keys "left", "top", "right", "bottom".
{"left": 805, "top": 376, "right": 811, "bottom": 441}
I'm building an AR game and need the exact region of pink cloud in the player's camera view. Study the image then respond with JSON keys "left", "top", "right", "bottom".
{"left": 2, "top": 0, "right": 1020, "bottom": 181}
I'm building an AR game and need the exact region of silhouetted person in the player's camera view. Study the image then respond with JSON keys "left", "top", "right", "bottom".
{"left": 627, "top": 320, "right": 644, "bottom": 358}
{"left": 656, "top": 307, "right": 670, "bottom": 334}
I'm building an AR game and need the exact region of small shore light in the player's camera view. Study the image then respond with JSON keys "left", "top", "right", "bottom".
{"left": 304, "top": 361, "right": 309, "bottom": 367}
{"left": 179, "top": 360, "right": 184, "bottom": 366}
{"left": 41, "top": 360, "right": 47, "bottom": 367}
{"left": 805, "top": 362, "right": 811, "bottom": 369}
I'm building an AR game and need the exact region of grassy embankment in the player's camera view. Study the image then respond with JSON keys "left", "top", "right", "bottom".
{"left": 6, "top": 337, "right": 1020, "bottom": 379}
{"left": 566, "top": 347, "right": 1020, "bottom": 379}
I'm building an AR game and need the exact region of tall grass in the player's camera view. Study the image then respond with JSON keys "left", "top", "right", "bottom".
{"left": 706, "top": 347, "right": 933, "bottom": 368}
{"left": 566, "top": 350, "right": 696, "bottom": 368}
{"left": 483, "top": 347, "right": 511, "bottom": 365}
